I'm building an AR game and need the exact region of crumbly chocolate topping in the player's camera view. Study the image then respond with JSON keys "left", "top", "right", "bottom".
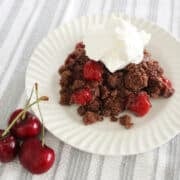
{"left": 58, "top": 42, "right": 174, "bottom": 128}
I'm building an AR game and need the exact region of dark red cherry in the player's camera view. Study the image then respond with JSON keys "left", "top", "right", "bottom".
{"left": 0, "top": 129, "right": 19, "bottom": 163}
{"left": 8, "top": 109, "right": 41, "bottom": 139}
{"left": 19, "top": 138, "right": 55, "bottom": 174}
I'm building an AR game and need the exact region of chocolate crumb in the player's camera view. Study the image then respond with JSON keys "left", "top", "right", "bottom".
{"left": 119, "top": 115, "right": 133, "bottom": 129}
{"left": 58, "top": 42, "right": 174, "bottom": 126}
{"left": 110, "top": 116, "right": 118, "bottom": 122}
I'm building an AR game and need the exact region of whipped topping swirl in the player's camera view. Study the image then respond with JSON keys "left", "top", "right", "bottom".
{"left": 83, "top": 16, "right": 151, "bottom": 72}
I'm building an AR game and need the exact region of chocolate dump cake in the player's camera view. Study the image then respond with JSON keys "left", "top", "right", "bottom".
{"left": 58, "top": 42, "right": 174, "bottom": 128}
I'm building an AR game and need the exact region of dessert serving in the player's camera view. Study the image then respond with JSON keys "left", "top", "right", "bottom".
{"left": 26, "top": 14, "right": 180, "bottom": 155}
{"left": 58, "top": 17, "right": 174, "bottom": 129}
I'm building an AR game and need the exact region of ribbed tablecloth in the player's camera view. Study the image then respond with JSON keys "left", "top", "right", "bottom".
{"left": 0, "top": 0, "right": 180, "bottom": 179}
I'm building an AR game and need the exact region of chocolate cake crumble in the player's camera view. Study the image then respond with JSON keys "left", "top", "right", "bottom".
{"left": 58, "top": 42, "right": 174, "bottom": 129}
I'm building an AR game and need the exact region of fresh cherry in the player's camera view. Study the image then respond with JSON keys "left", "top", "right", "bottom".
{"left": 0, "top": 129, "right": 19, "bottom": 163}
{"left": 71, "top": 88, "right": 92, "bottom": 105}
{"left": 83, "top": 60, "right": 103, "bottom": 81}
{"left": 8, "top": 109, "right": 41, "bottom": 139}
{"left": 126, "top": 92, "right": 151, "bottom": 116}
{"left": 19, "top": 138, "right": 55, "bottom": 174}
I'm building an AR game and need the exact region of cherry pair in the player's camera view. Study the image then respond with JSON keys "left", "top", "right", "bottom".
{"left": 0, "top": 83, "right": 55, "bottom": 174}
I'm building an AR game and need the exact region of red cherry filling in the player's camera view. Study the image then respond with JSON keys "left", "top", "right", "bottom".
{"left": 71, "top": 88, "right": 92, "bottom": 105}
{"left": 160, "top": 76, "right": 175, "bottom": 97}
{"left": 161, "top": 76, "right": 174, "bottom": 90}
{"left": 0, "top": 129, "right": 19, "bottom": 163}
{"left": 162, "top": 77, "right": 172, "bottom": 87}
{"left": 126, "top": 92, "right": 151, "bottom": 116}
{"left": 83, "top": 60, "right": 103, "bottom": 81}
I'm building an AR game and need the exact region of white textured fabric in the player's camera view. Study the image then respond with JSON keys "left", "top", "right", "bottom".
{"left": 0, "top": 0, "right": 179, "bottom": 179}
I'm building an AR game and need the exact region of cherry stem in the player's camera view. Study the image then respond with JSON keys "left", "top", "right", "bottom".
{"left": 35, "top": 83, "right": 45, "bottom": 147}
{"left": 1, "top": 96, "right": 48, "bottom": 138}
{"left": 26, "top": 86, "right": 35, "bottom": 107}
{"left": 22, "top": 86, "right": 34, "bottom": 119}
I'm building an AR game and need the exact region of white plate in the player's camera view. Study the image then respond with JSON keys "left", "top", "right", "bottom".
{"left": 25, "top": 14, "right": 180, "bottom": 156}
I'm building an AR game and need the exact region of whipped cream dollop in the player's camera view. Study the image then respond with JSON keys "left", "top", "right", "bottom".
{"left": 83, "top": 16, "right": 151, "bottom": 72}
